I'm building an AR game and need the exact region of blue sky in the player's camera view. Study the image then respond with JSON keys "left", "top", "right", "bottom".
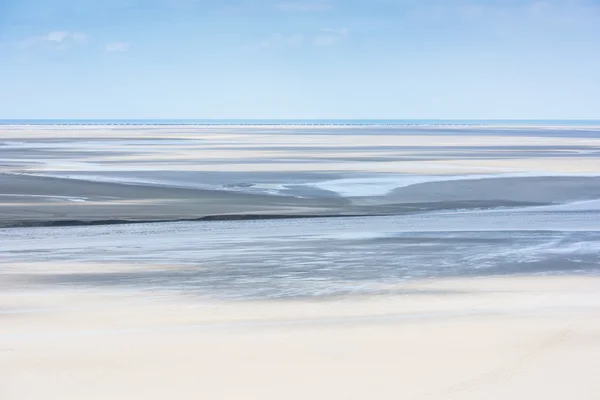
{"left": 1, "top": 0, "right": 599, "bottom": 119}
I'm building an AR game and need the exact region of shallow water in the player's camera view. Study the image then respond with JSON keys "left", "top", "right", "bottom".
{"left": 2, "top": 208, "right": 599, "bottom": 300}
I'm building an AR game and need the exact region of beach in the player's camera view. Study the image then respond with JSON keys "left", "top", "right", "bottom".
{"left": 2, "top": 123, "right": 600, "bottom": 399}
{"left": 2, "top": 275, "right": 600, "bottom": 400}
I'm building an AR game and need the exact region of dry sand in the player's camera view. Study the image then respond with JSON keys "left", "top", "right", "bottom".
{"left": 2, "top": 274, "right": 600, "bottom": 400}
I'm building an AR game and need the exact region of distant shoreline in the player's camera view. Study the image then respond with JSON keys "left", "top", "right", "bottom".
{"left": 2, "top": 119, "right": 600, "bottom": 128}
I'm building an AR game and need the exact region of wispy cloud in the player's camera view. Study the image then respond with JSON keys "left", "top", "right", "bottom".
{"left": 276, "top": 1, "right": 332, "bottom": 12}
{"left": 416, "top": 1, "right": 600, "bottom": 25}
{"left": 44, "top": 31, "right": 87, "bottom": 43}
{"left": 313, "top": 28, "right": 348, "bottom": 46}
{"left": 20, "top": 31, "right": 88, "bottom": 48}
{"left": 44, "top": 31, "right": 70, "bottom": 43}
{"left": 105, "top": 42, "right": 130, "bottom": 53}
{"left": 250, "top": 27, "right": 348, "bottom": 51}
{"left": 523, "top": 1, "right": 600, "bottom": 23}
{"left": 258, "top": 33, "right": 305, "bottom": 49}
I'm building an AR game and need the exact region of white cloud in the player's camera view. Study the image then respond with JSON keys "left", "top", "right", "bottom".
{"left": 420, "top": 1, "right": 600, "bottom": 24}
{"left": 71, "top": 33, "right": 88, "bottom": 43}
{"left": 20, "top": 31, "right": 88, "bottom": 48}
{"left": 105, "top": 42, "right": 130, "bottom": 53}
{"left": 44, "top": 31, "right": 70, "bottom": 43}
{"left": 313, "top": 28, "right": 348, "bottom": 46}
{"left": 524, "top": 1, "right": 600, "bottom": 23}
{"left": 44, "top": 31, "right": 87, "bottom": 44}
{"left": 259, "top": 33, "right": 304, "bottom": 49}
{"left": 276, "top": 1, "right": 331, "bottom": 12}
{"left": 250, "top": 28, "right": 348, "bottom": 51}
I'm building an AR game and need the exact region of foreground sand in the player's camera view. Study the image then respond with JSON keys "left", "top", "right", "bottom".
{"left": 2, "top": 274, "right": 600, "bottom": 400}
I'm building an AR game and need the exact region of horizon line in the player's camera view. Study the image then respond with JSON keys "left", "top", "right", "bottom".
{"left": 2, "top": 118, "right": 600, "bottom": 122}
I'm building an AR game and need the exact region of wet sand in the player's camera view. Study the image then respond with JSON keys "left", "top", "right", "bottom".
{"left": 2, "top": 171, "right": 600, "bottom": 227}
{"left": 2, "top": 124, "right": 600, "bottom": 226}
{"left": 0, "top": 173, "right": 349, "bottom": 227}
{"left": 1, "top": 275, "right": 600, "bottom": 400}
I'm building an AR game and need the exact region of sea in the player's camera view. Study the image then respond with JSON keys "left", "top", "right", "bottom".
{"left": 1, "top": 119, "right": 600, "bottom": 126}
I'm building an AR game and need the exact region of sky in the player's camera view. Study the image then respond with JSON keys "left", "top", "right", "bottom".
{"left": 1, "top": 0, "right": 599, "bottom": 119}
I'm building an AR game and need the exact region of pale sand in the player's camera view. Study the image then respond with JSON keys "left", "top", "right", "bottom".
{"left": 4, "top": 126, "right": 600, "bottom": 184}
{"left": 4, "top": 126, "right": 600, "bottom": 176}
{"left": 13, "top": 161, "right": 600, "bottom": 174}
{"left": 425, "top": 157, "right": 600, "bottom": 174}
{"left": 3, "top": 125, "right": 600, "bottom": 144}
{"left": 2, "top": 274, "right": 600, "bottom": 400}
